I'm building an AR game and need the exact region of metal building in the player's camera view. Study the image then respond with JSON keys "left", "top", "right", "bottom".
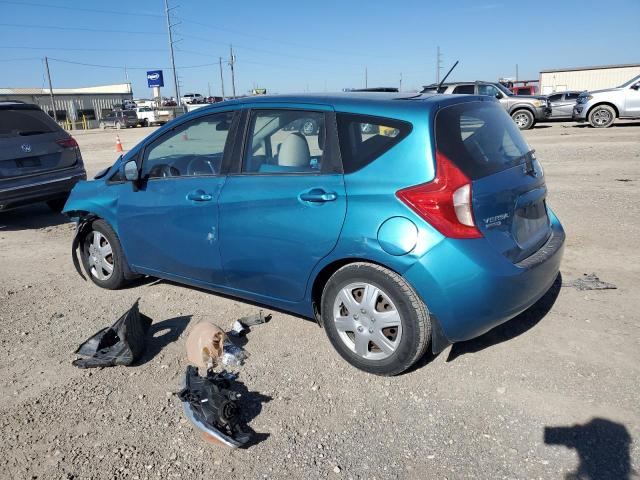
{"left": 0, "top": 83, "right": 133, "bottom": 127}
{"left": 539, "top": 63, "right": 640, "bottom": 94}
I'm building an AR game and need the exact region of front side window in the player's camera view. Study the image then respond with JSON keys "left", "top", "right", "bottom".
{"left": 142, "top": 111, "right": 233, "bottom": 179}
{"left": 242, "top": 110, "right": 325, "bottom": 174}
{"left": 336, "top": 113, "right": 411, "bottom": 174}
{"left": 548, "top": 93, "right": 563, "bottom": 102}
{"left": 564, "top": 92, "right": 580, "bottom": 101}
{"left": 477, "top": 84, "right": 500, "bottom": 97}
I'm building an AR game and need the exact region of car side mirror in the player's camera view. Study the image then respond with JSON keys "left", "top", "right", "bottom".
{"left": 632, "top": 82, "right": 640, "bottom": 90}
{"left": 495, "top": 92, "right": 503, "bottom": 99}
{"left": 124, "top": 160, "right": 139, "bottom": 181}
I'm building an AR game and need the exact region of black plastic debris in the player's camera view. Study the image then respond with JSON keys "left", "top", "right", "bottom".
{"left": 562, "top": 273, "right": 617, "bottom": 291}
{"left": 72, "top": 300, "right": 152, "bottom": 368}
{"left": 71, "top": 214, "right": 97, "bottom": 281}
{"left": 228, "top": 311, "right": 272, "bottom": 338}
{"left": 178, "top": 366, "right": 251, "bottom": 448}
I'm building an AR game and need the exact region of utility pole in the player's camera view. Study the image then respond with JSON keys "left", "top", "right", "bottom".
{"left": 44, "top": 56, "right": 57, "bottom": 122}
{"left": 229, "top": 44, "right": 236, "bottom": 98}
{"left": 124, "top": 66, "right": 129, "bottom": 84}
{"left": 218, "top": 57, "right": 225, "bottom": 99}
{"left": 515, "top": 63, "right": 519, "bottom": 82}
{"left": 399, "top": 72, "right": 402, "bottom": 92}
{"left": 365, "top": 67, "right": 368, "bottom": 88}
{"left": 436, "top": 46, "right": 442, "bottom": 84}
{"left": 164, "top": 0, "right": 180, "bottom": 104}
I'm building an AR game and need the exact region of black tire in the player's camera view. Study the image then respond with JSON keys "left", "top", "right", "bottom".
{"left": 80, "top": 219, "right": 129, "bottom": 290}
{"left": 143, "top": 119, "right": 149, "bottom": 127}
{"left": 46, "top": 195, "right": 68, "bottom": 213}
{"left": 511, "top": 109, "right": 535, "bottom": 130}
{"left": 321, "top": 262, "right": 431, "bottom": 376}
{"left": 588, "top": 104, "right": 616, "bottom": 128}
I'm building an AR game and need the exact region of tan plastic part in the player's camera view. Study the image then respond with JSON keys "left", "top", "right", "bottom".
{"left": 185, "top": 320, "right": 226, "bottom": 370}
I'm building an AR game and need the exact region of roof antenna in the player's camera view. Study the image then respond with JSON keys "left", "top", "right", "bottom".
{"left": 438, "top": 60, "right": 459, "bottom": 91}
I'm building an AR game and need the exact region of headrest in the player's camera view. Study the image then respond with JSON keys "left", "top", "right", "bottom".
{"left": 278, "top": 133, "right": 310, "bottom": 167}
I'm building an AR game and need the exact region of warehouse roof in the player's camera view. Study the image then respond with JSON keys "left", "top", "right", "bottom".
{"left": 0, "top": 83, "right": 132, "bottom": 95}
{"left": 540, "top": 63, "right": 640, "bottom": 74}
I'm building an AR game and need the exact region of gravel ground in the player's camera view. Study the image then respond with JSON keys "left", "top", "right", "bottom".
{"left": 1, "top": 120, "right": 639, "bottom": 479}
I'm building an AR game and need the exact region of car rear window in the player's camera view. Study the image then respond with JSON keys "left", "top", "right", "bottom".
{"left": 336, "top": 113, "right": 411, "bottom": 173}
{"left": 435, "top": 101, "right": 531, "bottom": 179}
{"left": 0, "top": 108, "right": 58, "bottom": 137}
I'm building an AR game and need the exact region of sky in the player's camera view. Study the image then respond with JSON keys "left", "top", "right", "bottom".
{"left": 0, "top": 0, "right": 638, "bottom": 99}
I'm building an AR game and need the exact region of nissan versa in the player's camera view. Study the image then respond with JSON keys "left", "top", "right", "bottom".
{"left": 64, "top": 93, "right": 565, "bottom": 375}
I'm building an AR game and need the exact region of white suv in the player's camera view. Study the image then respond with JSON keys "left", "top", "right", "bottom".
{"left": 180, "top": 93, "right": 204, "bottom": 105}
{"left": 573, "top": 74, "right": 640, "bottom": 127}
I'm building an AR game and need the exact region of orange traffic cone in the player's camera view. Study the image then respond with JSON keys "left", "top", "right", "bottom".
{"left": 115, "top": 134, "right": 124, "bottom": 152}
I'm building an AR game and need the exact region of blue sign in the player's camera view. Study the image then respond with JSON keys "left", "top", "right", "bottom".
{"left": 147, "top": 70, "right": 164, "bottom": 88}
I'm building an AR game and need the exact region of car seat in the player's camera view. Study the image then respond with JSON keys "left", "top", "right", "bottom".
{"left": 259, "top": 132, "right": 312, "bottom": 173}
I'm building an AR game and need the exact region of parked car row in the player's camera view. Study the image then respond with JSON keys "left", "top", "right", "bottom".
{"left": 99, "top": 107, "right": 172, "bottom": 129}
{"left": 422, "top": 73, "right": 640, "bottom": 129}
{"left": 421, "top": 81, "right": 551, "bottom": 130}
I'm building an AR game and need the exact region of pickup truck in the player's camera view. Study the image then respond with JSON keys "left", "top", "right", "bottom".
{"left": 135, "top": 107, "right": 171, "bottom": 127}
{"left": 421, "top": 81, "right": 551, "bottom": 130}
{"left": 572, "top": 73, "right": 640, "bottom": 128}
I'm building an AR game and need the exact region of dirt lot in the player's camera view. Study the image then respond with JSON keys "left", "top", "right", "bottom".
{"left": 1, "top": 121, "right": 639, "bottom": 479}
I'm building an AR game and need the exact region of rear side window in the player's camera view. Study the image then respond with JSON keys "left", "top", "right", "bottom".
{"left": 452, "top": 85, "right": 474, "bottom": 94}
{"left": 0, "top": 108, "right": 57, "bottom": 137}
{"left": 436, "top": 101, "right": 532, "bottom": 179}
{"left": 336, "top": 113, "right": 411, "bottom": 173}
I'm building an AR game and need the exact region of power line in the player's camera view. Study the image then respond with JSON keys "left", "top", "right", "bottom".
{"left": 0, "top": 45, "right": 165, "bottom": 52}
{"left": 47, "top": 57, "right": 218, "bottom": 70}
{"left": 0, "top": 0, "right": 163, "bottom": 17}
{"left": 0, "top": 22, "right": 165, "bottom": 35}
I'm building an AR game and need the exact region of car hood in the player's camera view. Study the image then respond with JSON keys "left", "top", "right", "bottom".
{"left": 587, "top": 87, "right": 623, "bottom": 96}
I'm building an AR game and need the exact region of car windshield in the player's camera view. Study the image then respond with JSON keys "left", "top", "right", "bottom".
{"left": 618, "top": 73, "right": 640, "bottom": 88}
{"left": 495, "top": 83, "right": 513, "bottom": 96}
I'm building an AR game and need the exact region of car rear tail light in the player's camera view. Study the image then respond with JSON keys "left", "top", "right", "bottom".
{"left": 396, "top": 151, "right": 482, "bottom": 239}
{"left": 56, "top": 137, "right": 79, "bottom": 149}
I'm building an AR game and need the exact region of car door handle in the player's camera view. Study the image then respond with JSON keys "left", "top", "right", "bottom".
{"left": 299, "top": 189, "right": 337, "bottom": 203}
{"left": 186, "top": 189, "right": 213, "bottom": 202}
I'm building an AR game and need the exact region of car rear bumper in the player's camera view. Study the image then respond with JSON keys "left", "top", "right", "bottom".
{"left": 0, "top": 167, "right": 86, "bottom": 211}
{"left": 403, "top": 209, "right": 565, "bottom": 343}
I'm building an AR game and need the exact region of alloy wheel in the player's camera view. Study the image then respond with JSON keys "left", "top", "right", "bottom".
{"left": 513, "top": 112, "right": 530, "bottom": 129}
{"left": 84, "top": 231, "right": 114, "bottom": 281}
{"left": 592, "top": 109, "right": 612, "bottom": 126}
{"left": 332, "top": 282, "right": 403, "bottom": 360}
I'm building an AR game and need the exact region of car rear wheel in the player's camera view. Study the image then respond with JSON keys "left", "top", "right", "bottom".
{"left": 511, "top": 109, "right": 534, "bottom": 130}
{"left": 588, "top": 105, "right": 615, "bottom": 128}
{"left": 321, "top": 262, "right": 431, "bottom": 376}
{"left": 81, "top": 219, "right": 128, "bottom": 290}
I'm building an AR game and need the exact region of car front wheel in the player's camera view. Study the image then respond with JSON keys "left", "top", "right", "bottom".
{"left": 511, "top": 109, "right": 535, "bottom": 130}
{"left": 81, "top": 219, "right": 129, "bottom": 290}
{"left": 321, "top": 262, "right": 431, "bottom": 376}
{"left": 588, "top": 105, "right": 616, "bottom": 128}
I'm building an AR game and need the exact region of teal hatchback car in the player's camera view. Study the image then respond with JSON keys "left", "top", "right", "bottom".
{"left": 65, "top": 93, "right": 564, "bottom": 375}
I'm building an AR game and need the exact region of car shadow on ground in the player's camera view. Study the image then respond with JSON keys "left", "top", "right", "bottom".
{"left": 0, "top": 204, "right": 70, "bottom": 232}
{"left": 544, "top": 418, "right": 635, "bottom": 480}
{"left": 137, "top": 315, "right": 192, "bottom": 365}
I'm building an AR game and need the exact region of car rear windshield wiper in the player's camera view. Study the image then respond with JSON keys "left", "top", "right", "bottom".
{"left": 17, "top": 130, "right": 49, "bottom": 136}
